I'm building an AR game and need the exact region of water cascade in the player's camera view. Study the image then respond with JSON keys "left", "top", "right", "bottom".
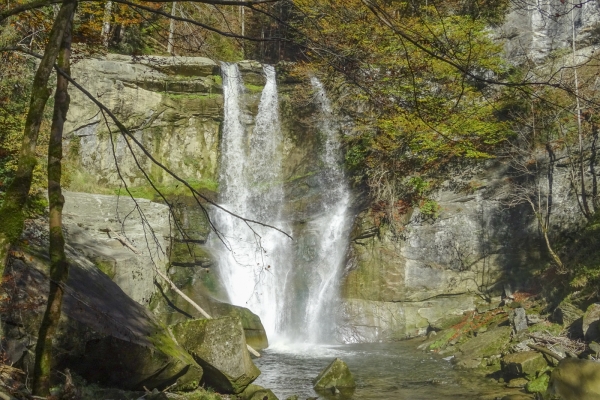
{"left": 211, "top": 64, "right": 351, "bottom": 344}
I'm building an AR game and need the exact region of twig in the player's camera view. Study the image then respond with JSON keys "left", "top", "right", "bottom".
{"left": 527, "top": 343, "right": 564, "bottom": 361}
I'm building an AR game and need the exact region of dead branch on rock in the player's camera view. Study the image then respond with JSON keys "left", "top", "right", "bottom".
{"left": 528, "top": 331, "right": 587, "bottom": 356}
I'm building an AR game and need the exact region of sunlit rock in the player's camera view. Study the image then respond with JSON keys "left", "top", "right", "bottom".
{"left": 549, "top": 358, "right": 600, "bottom": 400}
{"left": 313, "top": 358, "right": 356, "bottom": 390}
{"left": 171, "top": 317, "right": 260, "bottom": 394}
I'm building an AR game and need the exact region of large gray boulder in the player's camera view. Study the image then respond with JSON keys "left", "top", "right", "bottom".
{"left": 171, "top": 317, "right": 260, "bottom": 394}
{"left": 74, "top": 335, "right": 202, "bottom": 391}
{"left": 313, "top": 358, "right": 356, "bottom": 390}
{"left": 2, "top": 219, "right": 202, "bottom": 392}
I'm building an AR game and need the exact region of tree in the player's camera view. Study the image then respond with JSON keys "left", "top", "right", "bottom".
{"left": 32, "top": 0, "right": 75, "bottom": 393}
{"left": 290, "top": 0, "right": 512, "bottom": 224}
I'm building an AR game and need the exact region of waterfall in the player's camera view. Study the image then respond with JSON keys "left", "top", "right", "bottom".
{"left": 211, "top": 64, "right": 351, "bottom": 345}
{"left": 301, "top": 77, "right": 351, "bottom": 343}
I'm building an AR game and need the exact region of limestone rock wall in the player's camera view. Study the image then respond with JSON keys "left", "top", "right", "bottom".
{"left": 340, "top": 140, "right": 599, "bottom": 341}
{"left": 65, "top": 54, "right": 222, "bottom": 190}
{"left": 497, "top": 0, "right": 600, "bottom": 62}
{"left": 64, "top": 50, "right": 598, "bottom": 344}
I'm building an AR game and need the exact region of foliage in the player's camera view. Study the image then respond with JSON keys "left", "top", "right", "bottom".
{"left": 291, "top": 0, "right": 512, "bottom": 223}
{"left": 0, "top": 44, "right": 49, "bottom": 216}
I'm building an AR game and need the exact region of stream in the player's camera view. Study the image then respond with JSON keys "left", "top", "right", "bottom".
{"left": 254, "top": 341, "right": 520, "bottom": 400}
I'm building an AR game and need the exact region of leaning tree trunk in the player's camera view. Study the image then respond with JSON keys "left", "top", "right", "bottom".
{"left": 0, "top": 0, "right": 76, "bottom": 276}
{"left": 32, "top": 3, "right": 75, "bottom": 395}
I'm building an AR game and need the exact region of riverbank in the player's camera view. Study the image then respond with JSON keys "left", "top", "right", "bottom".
{"left": 415, "top": 290, "right": 600, "bottom": 399}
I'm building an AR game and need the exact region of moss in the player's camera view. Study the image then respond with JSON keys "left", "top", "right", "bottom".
{"left": 114, "top": 178, "right": 219, "bottom": 201}
{"left": 94, "top": 259, "right": 116, "bottom": 280}
{"left": 525, "top": 372, "right": 550, "bottom": 393}
{"left": 313, "top": 358, "right": 356, "bottom": 390}
{"left": 244, "top": 83, "right": 264, "bottom": 93}
{"left": 428, "top": 329, "right": 456, "bottom": 351}
{"left": 177, "top": 388, "right": 223, "bottom": 400}
{"left": 148, "top": 327, "right": 194, "bottom": 361}
{"left": 163, "top": 92, "right": 213, "bottom": 100}
{"left": 526, "top": 321, "right": 563, "bottom": 336}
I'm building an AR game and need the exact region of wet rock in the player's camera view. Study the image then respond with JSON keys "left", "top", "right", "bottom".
{"left": 284, "top": 396, "right": 299, "bottom": 400}
{"left": 239, "top": 384, "right": 268, "bottom": 400}
{"left": 510, "top": 308, "right": 528, "bottom": 333}
{"left": 171, "top": 317, "right": 260, "bottom": 394}
{"left": 248, "top": 389, "right": 279, "bottom": 400}
{"left": 549, "top": 358, "right": 600, "bottom": 400}
{"left": 313, "top": 358, "right": 356, "bottom": 390}
{"left": 582, "top": 303, "right": 600, "bottom": 341}
{"left": 501, "top": 351, "right": 547, "bottom": 379}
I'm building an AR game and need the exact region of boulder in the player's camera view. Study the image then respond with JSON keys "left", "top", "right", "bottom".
{"left": 3, "top": 221, "right": 203, "bottom": 392}
{"left": 552, "top": 302, "right": 584, "bottom": 337}
{"left": 313, "top": 358, "right": 356, "bottom": 390}
{"left": 238, "top": 384, "right": 279, "bottom": 400}
{"left": 582, "top": 303, "right": 600, "bottom": 341}
{"left": 454, "top": 326, "right": 512, "bottom": 369}
{"left": 248, "top": 389, "right": 279, "bottom": 400}
{"left": 171, "top": 317, "right": 260, "bottom": 394}
{"left": 549, "top": 358, "right": 600, "bottom": 400}
{"left": 510, "top": 308, "right": 528, "bottom": 333}
{"left": 501, "top": 351, "right": 547, "bottom": 379}
{"left": 75, "top": 335, "right": 202, "bottom": 391}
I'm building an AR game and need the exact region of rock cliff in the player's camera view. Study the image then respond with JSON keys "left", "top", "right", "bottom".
{"left": 62, "top": 28, "right": 598, "bottom": 343}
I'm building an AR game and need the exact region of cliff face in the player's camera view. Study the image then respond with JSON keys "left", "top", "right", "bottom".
{"left": 338, "top": 0, "right": 600, "bottom": 341}
{"left": 63, "top": 1, "right": 599, "bottom": 341}
{"left": 498, "top": 0, "right": 600, "bottom": 62}
{"left": 340, "top": 147, "right": 596, "bottom": 341}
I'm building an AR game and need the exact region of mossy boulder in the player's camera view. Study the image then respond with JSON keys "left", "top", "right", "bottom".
{"left": 211, "top": 303, "right": 269, "bottom": 350}
{"left": 454, "top": 326, "right": 512, "bottom": 369}
{"left": 552, "top": 302, "right": 584, "bottom": 337}
{"left": 248, "top": 389, "right": 279, "bottom": 400}
{"left": 75, "top": 335, "right": 202, "bottom": 391}
{"left": 501, "top": 351, "right": 547, "bottom": 379}
{"left": 549, "top": 358, "right": 600, "bottom": 400}
{"left": 582, "top": 303, "right": 600, "bottom": 341}
{"left": 313, "top": 358, "right": 356, "bottom": 390}
{"left": 237, "top": 384, "right": 279, "bottom": 400}
{"left": 171, "top": 317, "right": 260, "bottom": 394}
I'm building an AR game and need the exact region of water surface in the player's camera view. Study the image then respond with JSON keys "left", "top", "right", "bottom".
{"left": 254, "top": 341, "right": 522, "bottom": 400}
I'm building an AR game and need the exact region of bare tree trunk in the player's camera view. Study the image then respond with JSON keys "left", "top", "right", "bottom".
{"left": 32, "top": 3, "right": 75, "bottom": 395}
{"left": 167, "top": 2, "right": 177, "bottom": 54}
{"left": 102, "top": 1, "right": 113, "bottom": 47}
{"left": 0, "top": 0, "right": 77, "bottom": 276}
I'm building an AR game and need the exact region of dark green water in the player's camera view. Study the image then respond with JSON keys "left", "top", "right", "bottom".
{"left": 254, "top": 341, "right": 522, "bottom": 400}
